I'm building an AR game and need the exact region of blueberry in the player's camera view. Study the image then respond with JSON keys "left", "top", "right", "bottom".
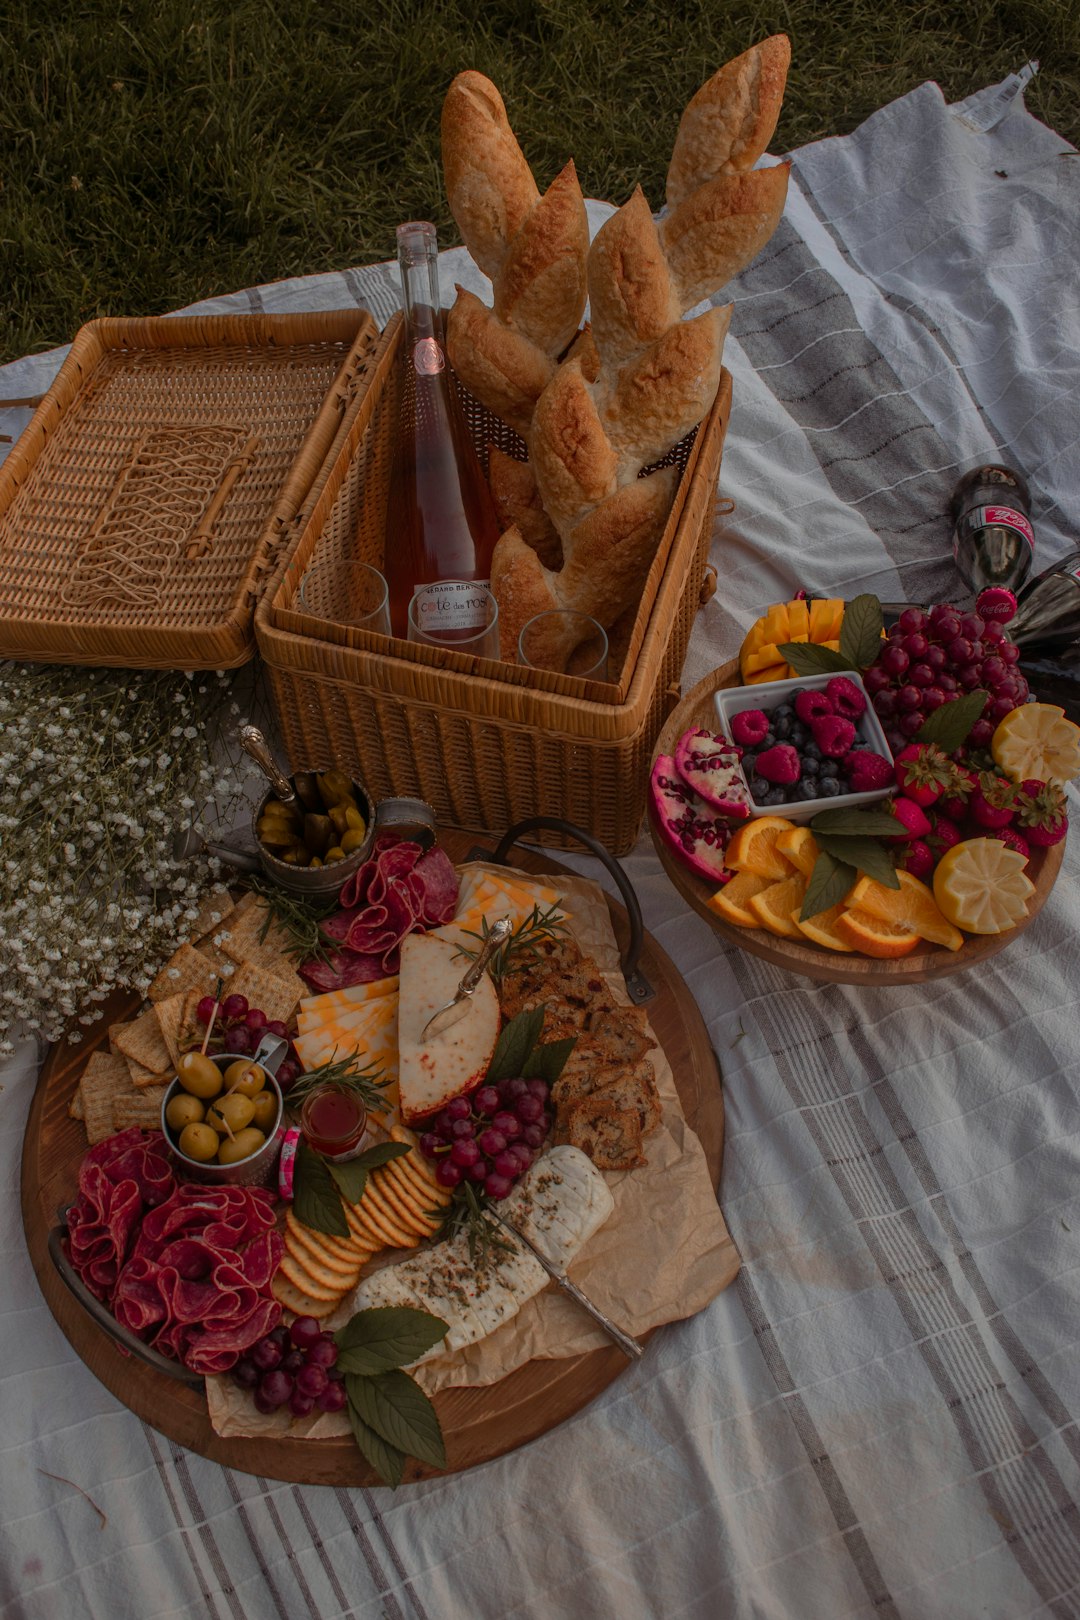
{"left": 773, "top": 715, "right": 793, "bottom": 740}
{"left": 801, "top": 756, "right": 820, "bottom": 776}
{"left": 794, "top": 779, "right": 819, "bottom": 800}
{"left": 790, "top": 723, "right": 809, "bottom": 749}
{"left": 750, "top": 778, "right": 771, "bottom": 803}
{"left": 761, "top": 730, "right": 777, "bottom": 750}
{"left": 803, "top": 740, "right": 822, "bottom": 762}
{"left": 773, "top": 703, "right": 794, "bottom": 722}
{"left": 818, "top": 776, "right": 842, "bottom": 796}
{"left": 763, "top": 787, "right": 787, "bottom": 806}
{"left": 818, "top": 759, "right": 839, "bottom": 778}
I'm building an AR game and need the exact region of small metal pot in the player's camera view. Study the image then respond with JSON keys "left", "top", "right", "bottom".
{"left": 247, "top": 780, "right": 375, "bottom": 900}
{"left": 161, "top": 1033, "right": 290, "bottom": 1188}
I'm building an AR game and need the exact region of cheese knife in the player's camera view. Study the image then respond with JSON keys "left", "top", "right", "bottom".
{"left": 490, "top": 1210, "right": 644, "bottom": 1360}
{"left": 422, "top": 916, "right": 513, "bottom": 1040}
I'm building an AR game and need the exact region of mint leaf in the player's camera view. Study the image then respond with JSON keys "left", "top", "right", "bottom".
{"left": 814, "top": 832, "right": 900, "bottom": 889}
{"left": 915, "top": 690, "right": 988, "bottom": 752}
{"left": 335, "top": 1306, "right": 449, "bottom": 1375}
{"left": 346, "top": 1368, "right": 447, "bottom": 1472}
{"left": 839, "top": 594, "right": 884, "bottom": 669}
{"left": 811, "top": 806, "right": 902, "bottom": 839}
{"left": 522, "top": 1036, "right": 576, "bottom": 1085}
{"left": 486, "top": 1005, "right": 547, "bottom": 1082}
{"left": 800, "top": 850, "right": 858, "bottom": 920}
{"left": 346, "top": 1384, "right": 407, "bottom": 1488}
{"left": 778, "top": 641, "right": 856, "bottom": 676}
{"left": 293, "top": 1140, "right": 349, "bottom": 1237}
{"left": 327, "top": 1160, "right": 368, "bottom": 1205}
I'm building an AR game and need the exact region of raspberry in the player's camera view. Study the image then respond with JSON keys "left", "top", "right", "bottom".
{"left": 811, "top": 714, "right": 856, "bottom": 758}
{"left": 844, "top": 750, "right": 894, "bottom": 792}
{"left": 753, "top": 744, "right": 801, "bottom": 785}
{"left": 825, "top": 676, "right": 867, "bottom": 720}
{"left": 794, "top": 690, "right": 834, "bottom": 723}
{"left": 730, "top": 709, "right": 769, "bottom": 748}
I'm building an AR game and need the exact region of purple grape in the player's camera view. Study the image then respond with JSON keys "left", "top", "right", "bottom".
{"left": 450, "top": 1118, "right": 475, "bottom": 1140}
{"left": 521, "top": 1122, "right": 547, "bottom": 1149}
{"left": 276, "top": 1059, "right": 299, "bottom": 1088}
{"left": 983, "top": 621, "right": 1006, "bottom": 644}
{"left": 525, "top": 1078, "right": 550, "bottom": 1102}
{"left": 922, "top": 687, "right": 946, "bottom": 712}
{"left": 196, "top": 994, "right": 219, "bottom": 1026}
{"left": 931, "top": 606, "right": 961, "bottom": 638}
{"left": 897, "top": 684, "right": 922, "bottom": 710}
{"left": 873, "top": 689, "right": 897, "bottom": 717}
{"left": 981, "top": 655, "right": 1007, "bottom": 686}
{"left": 515, "top": 1094, "right": 545, "bottom": 1124}
{"left": 493, "top": 1150, "right": 520, "bottom": 1178}
{"left": 265, "top": 1019, "right": 289, "bottom": 1039}
{"left": 477, "top": 1127, "right": 507, "bottom": 1157}
{"left": 435, "top": 1159, "right": 463, "bottom": 1188}
{"left": 245, "top": 1007, "right": 268, "bottom": 1033}
{"left": 419, "top": 1131, "right": 440, "bottom": 1159}
{"left": 864, "top": 665, "right": 891, "bottom": 695}
{"left": 451, "top": 1138, "right": 481, "bottom": 1169}
{"left": 502, "top": 1078, "right": 529, "bottom": 1101}
{"left": 289, "top": 1315, "right": 323, "bottom": 1349}
{"left": 289, "top": 1389, "right": 316, "bottom": 1418}
{"left": 296, "top": 1363, "right": 328, "bottom": 1398}
{"left": 484, "top": 1172, "right": 513, "bottom": 1201}
{"left": 947, "top": 636, "right": 973, "bottom": 665}
{"left": 909, "top": 664, "right": 934, "bottom": 688}
{"left": 968, "top": 640, "right": 985, "bottom": 662}
{"left": 474, "top": 1085, "right": 502, "bottom": 1116}
{"left": 491, "top": 1110, "right": 521, "bottom": 1139}
{"left": 1001, "top": 641, "right": 1021, "bottom": 665}
{"left": 258, "top": 1369, "right": 293, "bottom": 1409}
{"left": 938, "top": 673, "right": 958, "bottom": 692}
{"left": 446, "top": 1095, "right": 472, "bottom": 1121}
{"left": 958, "top": 664, "right": 983, "bottom": 690}
{"left": 959, "top": 612, "right": 985, "bottom": 640}
{"left": 510, "top": 1143, "right": 534, "bottom": 1172}
{"left": 989, "top": 695, "right": 1017, "bottom": 722}
{"left": 465, "top": 1159, "right": 489, "bottom": 1184}
{"left": 885, "top": 728, "right": 906, "bottom": 754}
{"left": 222, "top": 993, "right": 248, "bottom": 1021}
{"left": 224, "top": 1024, "right": 253, "bottom": 1055}
{"left": 282, "top": 1349, "right": 306, "bottom": 1375}
{"left": 880, "top": 644, "right": 910, "bottom": 677}
{"left": 316, "top": 1381, "right": 347, "bottom": 1414}
{"left": 232, "top": 1357, "right": 259, "bottom": 1389}
{"left": 270, "top": 1324, "right": 290, "bottom": 1347}
{"left": 251, "top": 1335, "right": 283, "bottom": 1371}
{"left": 969, "top": 718, "right": 994, "bottom": 747}
{"left": 925, "top": 644, "right": 948, "bottom": 671}
{"left": 307, "top": 1337, "right": 338, "bottom": 1369}
{"left": 902, "top": 633, "right": 929, "bottom": 660}
{"left": 899, "top": 710, "right": 925, "bottom": 737}
{"left": 253, "top": 1389, "right": 282, "bottom": 1415}
{"left": 898, "top": 607, "right": 928, "bottom": 635}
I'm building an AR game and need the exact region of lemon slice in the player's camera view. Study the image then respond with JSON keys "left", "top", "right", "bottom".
{"left": 992, "top": 703, "right": 1080, "bottom": 785}
{"left": 933, "top": 838, "right": 1036, "bottom": 934}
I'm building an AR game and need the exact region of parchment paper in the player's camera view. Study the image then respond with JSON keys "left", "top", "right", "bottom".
{"left": 207, "top": 866, "right": 738, "bottom": 1439}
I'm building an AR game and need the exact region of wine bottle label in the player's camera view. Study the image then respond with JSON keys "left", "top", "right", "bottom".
{"left": 411, "top": 579, "right": 492, "bottom": 633}
{"left": 412, "top": 338, "right": 445, "bottom": 376}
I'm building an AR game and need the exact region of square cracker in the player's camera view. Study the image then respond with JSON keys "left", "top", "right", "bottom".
{"left": 148, "top": 943, "right": 221, "bottom": 1005}
{"left": 187, "top": 884, "right": 236, "bottom": 943}
{"left": 219, "top": 893, "right": 296, "bottom": 970}
{"left": 68, "top": 1083, "right": 85, "bottom": 1121}
{"left": 225, "top": 959, "right": 304, "bottom": 1026}
{"left": 112, "top": 1089, "right": 166, "bottom": 1131}
{"left": 155, "top": 990, "right": 203, "bottom": 1067}
{"left": 80, "top": 1051, "right": 135, "bottom": 1146}
{"left": 111, "top": 1008, "right": 171, "bottom": 1077}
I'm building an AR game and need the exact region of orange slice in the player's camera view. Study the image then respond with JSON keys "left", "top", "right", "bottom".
{"left": 747, "top": 873, "right": 809, "bottom": 939}
{"left": 933, "top": 837, "right": 1036, "bottom": 934}
{"left": 834, "top": 909, "right": 921, "bottom": 958}
{"left": 725, "top": 816, "right": 797, "bottom": 880}
{"left": 792, "top": 902, "right": 854, "bottom": 952}
{"left": 846, "top": 869, "right": 965, "bottom": 952}
{"left": 776, "top": 825, "right": 820, "bottom": 878}
{"left": 991, "top": 702, "right": 1080, "bottom": 785}
{"left": 707, "top": 870, "right": 776, "bottom": 927}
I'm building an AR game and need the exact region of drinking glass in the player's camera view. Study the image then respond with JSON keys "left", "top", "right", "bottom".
{"left": 518, "top": 610, "right": 609, "bottom": 679}
{"left": 407, "top": 581, "right": 500, "bottom": 659}
{"left": 298, "top": 558, "right": 391, "bottom": 636}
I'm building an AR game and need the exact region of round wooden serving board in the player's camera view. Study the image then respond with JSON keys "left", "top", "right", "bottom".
{"left": 651, "top": 661, "right": 1065, "bottom": 987}
{"left": 22, "top": 830, "right": 734, "bottom": 1486}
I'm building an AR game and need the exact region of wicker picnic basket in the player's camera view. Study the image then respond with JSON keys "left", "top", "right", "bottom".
{"left": 0, "top": 311, "right": 378, "bottom": 668}
{"left": 256, "top": 313, "right": 732, "bottom": 854}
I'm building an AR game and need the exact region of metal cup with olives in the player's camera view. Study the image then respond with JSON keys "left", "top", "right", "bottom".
{"left": 161, "top": 1039, "right": 287, "bottom": 1188}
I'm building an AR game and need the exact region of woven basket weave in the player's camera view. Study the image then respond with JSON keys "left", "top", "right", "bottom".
{"left": 0, "top": 311, "right": 377, "bottom": 668}
{"left": 256, "top": 314, "right": 731, "bottom": 853}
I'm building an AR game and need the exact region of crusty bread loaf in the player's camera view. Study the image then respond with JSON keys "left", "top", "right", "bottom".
{"left": 440, "top": 40, "right": 790, "bottom": 667}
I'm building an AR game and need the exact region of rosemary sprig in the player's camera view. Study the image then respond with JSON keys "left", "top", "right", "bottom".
{"left": 286, "top": 1048, "right": 391, "bottom": 1112}
{"left": 459, "top": 902, "right": 568, "bottom": 983}
{"left": 441, "top": 1180, "right": 515, "bottom": 1267}
{"left": 241, "top": 873, "right": 339, "bottom": 964}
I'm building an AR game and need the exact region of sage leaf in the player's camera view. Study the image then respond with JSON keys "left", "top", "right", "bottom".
{"left": 346, "top": 1385, "right": 407, "bottom": 1488}
{"left": 811, "top": 806, "right": 902, "bottom": 839}
{"left": 800, "top": 851, "right": 858, "bottom": 920}
{"left": 327, "top": 1160, "right": 368, "bottom": 1205}
{"left": 487, "top": 1005, "right": 547, "bottom": 1082}
{"left": 293, "top": 1140, "right": 349, "bottom": 1237}
{"left": 814, "top": 832, "right": 900, "bottom": 889}
{"left": 778, "top": 641, "right": 856, "bottom": 677}
{"left": 347, "top": 1369, "right": 447, "bottom": 1472}
{"left": 335, "top": 1306, "right": 449, "bottom": 1375}
{"left": 522, "top": 1036, "right": 577, "bottom": 1085}
{"left": 838, "top": 594, "right": 885, "bottom": 669}
{"left": 915, "top": 690, "right": 988, "bottom": 752}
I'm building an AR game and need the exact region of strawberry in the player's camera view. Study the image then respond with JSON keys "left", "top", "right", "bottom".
{"left": 1014, "top": 778, "right": 1069, "bottom": 848}
{"left": 902, "top": 839, "right": 934, "bottom": 880}
{"left": 969, "top": 772, "right": 1021, "bottom": 830}
{"left": 893, "top": 743, "right": 958, "bottom": 808}
{"left": 987, "top": 826, "right": 1031, "bottom": 860}
{"left": 927, "top": 813, "right": 962, "bottom": 856}
{"left": 888, "top": 796, "right": 932, "bottom": 842}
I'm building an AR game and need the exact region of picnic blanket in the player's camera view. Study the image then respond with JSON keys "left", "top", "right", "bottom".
{"left": 3, "top": 68, "right": 1079, "bottom": 1620}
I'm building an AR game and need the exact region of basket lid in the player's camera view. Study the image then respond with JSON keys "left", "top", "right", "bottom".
{"left": 0, "top": 310, "right": 377, "bottom": 669}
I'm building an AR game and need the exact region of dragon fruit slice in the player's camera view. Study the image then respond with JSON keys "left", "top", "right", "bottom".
{"left": 650, "top": 755, "right": 735, "bottom": 885}
{"left": 672, "top": 728, "right": 752, "bottom": 820}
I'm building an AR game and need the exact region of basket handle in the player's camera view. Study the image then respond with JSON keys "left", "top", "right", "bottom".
{"left": 480, "top": 816, "right": 654, "bottom": 1004}
{"left": 48, "top": 1215, "right": 204, "bottom": 1388}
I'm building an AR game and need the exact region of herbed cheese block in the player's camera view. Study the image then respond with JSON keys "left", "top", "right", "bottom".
{"left": 396, "top": 932, "right": 500, "bottom": 1123}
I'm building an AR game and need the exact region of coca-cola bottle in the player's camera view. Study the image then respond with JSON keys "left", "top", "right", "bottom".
{"left": 383, "top": 221, "right": 501, "bottom": 639}
{"left": 949, "top": 464, "right": 1034, "bottom": 594}
{"left": 1006, "top": 549, "right": 1080, "bottom": 654}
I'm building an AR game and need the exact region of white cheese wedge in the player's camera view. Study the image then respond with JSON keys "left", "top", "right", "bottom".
{"left": 396, "top": 932, "right": 500, "bottom": 1123}
{"left": 348, "top": 1146, "right": 615, "bottom": 1362}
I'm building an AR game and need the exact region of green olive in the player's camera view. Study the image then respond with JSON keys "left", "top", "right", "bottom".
{"left": 165, "top": 1093, "right": 205, "bottom": 1133}
{"left": 223, "top": 1060, "right": 265, "bottom": 1099}
{"left": 176, "top": 1051, "right": 224, "bottom": 1100}
{"left": 206, "top": 1093, "right": 256, "bottom": 1136}
{"left": 250, "top": 1091, "right": 278, "bottom": 1132}
{"left": 217, "top": 1127, "right": 266, "bottom": 1165}
{"left": 178, "top": 1122, "right": 221, "bottom": 1163}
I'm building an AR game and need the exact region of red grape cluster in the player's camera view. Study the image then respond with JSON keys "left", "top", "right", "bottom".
{"left": 195, "top": 993, "right": 301, "bottom": 1089}
{"left": 864, "top": 604, "right": 1029, "bottom": 756}
{"left": 419, "top": 1078, "right": 553, "bottom": 1201}
{"left": 232, "top": 1316, "right": 345, "bottom": 1417}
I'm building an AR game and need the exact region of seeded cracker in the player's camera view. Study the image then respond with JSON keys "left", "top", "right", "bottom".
{"left": 155, "top": 990, "right": 202, "bottom": 1067}
{"left": 148, "top": 942, "right": 221, "bottom": 1005}
{"left": 187, "top": 884, "right": 235, "bottom": 943}
{"left": 224, "top": 960, "right": 303, "bottom": 1026}
{"left": 80, "top": 1051, "right": 136, "bottom": 1145}
{"left": 111, "top": 1007, "right": 172, "bottom": 1079}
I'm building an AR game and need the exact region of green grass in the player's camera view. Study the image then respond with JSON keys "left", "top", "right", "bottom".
{"left": 2, "top": 0, "right": 1077, "bottom": 365}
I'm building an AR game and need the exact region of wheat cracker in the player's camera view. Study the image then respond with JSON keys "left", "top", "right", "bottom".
{"left": 148, "top": 942, "right": 221, "bottom": 1005}
{"left": 80, "top": 1051, "right": 136, "bottom": 1145}
{"left": 223, "top": 959, "right": 303, "bottom": 1026}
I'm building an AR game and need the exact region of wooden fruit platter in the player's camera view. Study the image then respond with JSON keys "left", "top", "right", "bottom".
{"left": 21, "top": 828, "right": 735, "bottom": 1485}
{"left": 652, "top": 661, "right": 1065, "bottom": 987}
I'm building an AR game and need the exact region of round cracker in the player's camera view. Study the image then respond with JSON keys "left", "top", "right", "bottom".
{"left": 348, "top": 1193, "right": 419, "bottom": 1252}
{"left": 285, "top": 1223, "right": 364, "bottom": 1280}
{"left": 374, "top": 1168, "right": 443, "bottom": 1236}
{"left": 387, "top": 1146, "right": 447, "bottom": 1203}
{"left": 384, "top": 1153, "right": 448, "bottom": 1215}
{"left": 276, "top": 1250, "right": 350, "bottom": 1303}
{"left": 271, "top": 1270, "right": 339, "bottom": 1320}
{"left": 366, "top": 1173, "right": 437, "bottom": 1239}
{"left": 285, "top": 1208, "right": 362, "bottom": 1265}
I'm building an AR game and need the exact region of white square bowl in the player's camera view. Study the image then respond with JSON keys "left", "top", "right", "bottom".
{"left": 712, "top": 670, "right": 894, "bottom": 824}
